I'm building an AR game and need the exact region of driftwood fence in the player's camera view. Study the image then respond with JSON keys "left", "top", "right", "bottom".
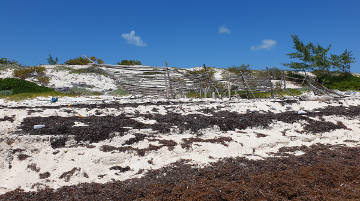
{"left": 100, "top": 64, "right": 342, "bottom": 99}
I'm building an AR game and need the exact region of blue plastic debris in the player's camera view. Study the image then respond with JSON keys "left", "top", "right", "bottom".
{"left": 51, "top": 97, "right": 58, "bottom": 103}
{"left": 34, "top": 125, "right": 45, "bottom": 129}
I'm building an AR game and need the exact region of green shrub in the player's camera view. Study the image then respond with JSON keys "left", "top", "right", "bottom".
{"left": 0, "top": 63, "right": 22, "bottom": 71}
{"left": 0, "top": 58, "right": 18, "bottom": 65}
{"left": 314, "top": 72, "right": 360, "bottom": 91}
{"left": 237, "top": 89, "right": 303, "bottom": 98}
{"left": 69, "top": 65, "right": 109, "bottom": 77}
{"left": 65, "top": 56, "right": 92, "bottom": 65}
{"left": 0, "top": 78, "right": 55, "bottom": 94}
{"left": 110, "top": 87, "right": 129, "bottom": 96}
{"left": 117, "top": 60, "right": 142, "bottom": 65}
{"left": 37, "top": 76, "right": 50, "bottom": 85}
{"left": 97, "top": 59, "right": 104, "bottom": 64}
{"left": 188, "top": 67, "right": 215, "bottom": 76}
{"left": 62, "top": 87, "right": 103, "bottom": 96}
{"left": 13, "top": 66, "right": 50, "bottom": 85}
{"left": 227, "top": 64, "right": 251, "bottom": 74}
{"left": 52, "top": 66, "right": 73, "bottom": 72}
{"left": 13, "top": 67, "right": 46, "bottom": 79}
{"left": 0, "top": 90, "right": 13, "bottom": 96}
{"left": 4, "top": 91, "right": 64, "bottom": 101}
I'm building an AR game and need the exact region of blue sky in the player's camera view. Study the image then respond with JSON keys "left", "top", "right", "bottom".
{"left": 1, "top": 0, "right": 359, "bottom": 71}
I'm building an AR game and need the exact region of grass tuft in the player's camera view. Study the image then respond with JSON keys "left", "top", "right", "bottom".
{"left": 69, "top": 65, "right": 109, "bottom": 77}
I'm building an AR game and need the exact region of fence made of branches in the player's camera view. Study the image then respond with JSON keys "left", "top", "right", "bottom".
{"left": 100, "top": 64, "right": 342, "bottom": 99}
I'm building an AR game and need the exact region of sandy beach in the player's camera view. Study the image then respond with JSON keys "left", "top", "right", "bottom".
{"left": 1, "top": 93, "right": 360, "bottom": 200}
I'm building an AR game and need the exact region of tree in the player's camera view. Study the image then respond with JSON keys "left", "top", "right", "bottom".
{"left": 284, "top": 35, "right": 331, "bottom": 71}
{"left": 330, "top": 49, "right": 355, "bottom": 73}
{"left": 47, "top": 54, "right": 58, "bottom": 65}
{"left": 285, "top": 35, "right": 355, "bottom": 73}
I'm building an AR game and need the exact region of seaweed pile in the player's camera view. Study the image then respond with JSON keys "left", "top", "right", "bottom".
{"left": 1, "top": 144, "right": 360, "bottom": 200}
{"left": 19, "top": 105, "right": 357, "bottom": 148}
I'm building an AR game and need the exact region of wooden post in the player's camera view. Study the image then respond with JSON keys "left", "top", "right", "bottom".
{"left": 165, "top": 61, "right": 169, "bottom": 99}
{"left": 282, "top": 71, "right": 286, "bottom": 89}
{"left": 240, "top": 72, "right": 255, "bottom": 99}
{"left": 228, "top": 85, "right": 231, "bottom": 100}
{"left": 270, "top": 83, "right": 275, "bottom": 98}
{"left": 266, "top": 67, "right": 274, "bottom": 98}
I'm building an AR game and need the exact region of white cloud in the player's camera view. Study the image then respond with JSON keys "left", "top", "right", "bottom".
{"left": 121, "top": 30, "right": 147, "bottom": 47}
{"left": 218, "top": 25, "right": 231, "bottom": 34}
{"left": 250, "top": 39, "right": 277, "bottom": 50}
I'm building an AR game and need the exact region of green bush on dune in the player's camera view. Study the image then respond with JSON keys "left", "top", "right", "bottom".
{"left": 0, "top": 78, "right": 55, "bottom": 95}
{"left": 314, "top": 72, "right": 360, "bottom": 91}
{"left": 13, "top": 66, "right": 50, "bottom": 85}
{"left": 65, "top": 56, "right": 104, "bottom": 65}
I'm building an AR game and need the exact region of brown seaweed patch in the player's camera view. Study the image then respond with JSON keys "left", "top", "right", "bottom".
{"left": 181, "top": 137, "right": 232, "bottom": 149}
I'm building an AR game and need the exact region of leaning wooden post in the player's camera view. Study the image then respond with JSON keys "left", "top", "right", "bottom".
{"left": 241, "top": 72, "right": 255, "bottom": 99}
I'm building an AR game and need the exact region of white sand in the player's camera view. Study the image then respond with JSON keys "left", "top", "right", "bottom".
{"left": 1, "top": 95, "right": 360, "bottom": 194}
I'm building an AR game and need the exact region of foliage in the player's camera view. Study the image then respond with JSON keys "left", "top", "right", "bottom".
{"left": 267, "top": 67, "right": 283, "bottom": 80}
{"left": 186, "top": 90, "right": 214, "bottom": 98}
{"left": 3, "top": 91, "right": 64, "bottom": 101}
{"left": 313, "top": 71, "right": 360, "bottom": 91}
{"left": 0, "top": 58, "right": 18, "bottom": 65}
{"left": 52, "top": 65, "right": 73, "bottom": 72}
{"left": 0, "top": 63, "right": 22, "bottom": 71}
{"left": 65, "top": 56, "right": 92, "bottom": 65}
{"left": 188, "top": 66, "right": 216, "bottom": 89}
{"left": 0, "top": 78, "right": 55, "bottom": 95}
{"left": 286, "top": 35, "right": 355, "bottom": 72}
{"left": 97, "top": 59, "right": 104, "bottom": 64}
{"left": 117, "top": 60, "right": 142, "bottom": 65}
{"left": 13, "top": 66, "right": 46, "bottom": 79}
{"left": 285, "top": 71, "right": 306, "bottom": 84}
{"left": 47, "top": 54, "right": 58, "bottom": 65}
{"left": 227, "top": 64, "right": 251, "bottom": 74}
{"left": 284, "top": 35, "right": 355, "bottom": 72}
{"left": 284, "top": 35, "right": 330, "bottom": 71}
{"left": 69, "top": 65, "right": 109, "bottom": 77}
{"left": 62, "top": 87, "right": 103, "bottom": 96}
{"left": 238, "top": 89, "right": 303, "bottom": 98}
{"left": 330, "top": 49, "right": 355, "bottom": 72}
{"left": 37, "top": 76, "right": 50, "bottom": 85}
{"left": 89, "top": 56, "right": 104, "bottom": 64}
{"left": 110, "top": 86, "right": 129, "bottom": 96}
{"left": 0, "top": 90, "right": 13, "bottom": 96}
{"left": 13, "top": 66, "right": 50, "bottom": 85}
{"left": 188, "top": 66, "right": 215, "bottom": 76}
